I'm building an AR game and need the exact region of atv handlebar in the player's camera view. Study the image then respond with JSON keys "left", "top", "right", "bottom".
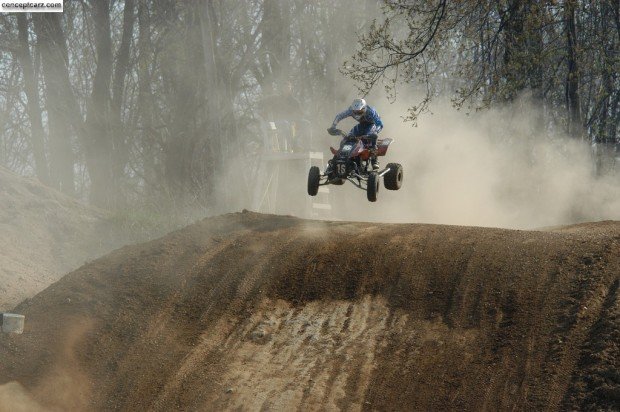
{"left": 328, "top": 128, "right": 374, "bottom": 140}
{"left": 327, "top": 127, "right": 378, "bottom": 144}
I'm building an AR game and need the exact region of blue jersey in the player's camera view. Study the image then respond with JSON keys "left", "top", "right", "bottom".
{"left": 332, "top": 106, "right": 383, "bottom": 132}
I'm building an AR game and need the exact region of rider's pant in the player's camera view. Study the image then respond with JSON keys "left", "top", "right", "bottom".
{"left": 349, "top": 123, "right": 380, "bottom": 148}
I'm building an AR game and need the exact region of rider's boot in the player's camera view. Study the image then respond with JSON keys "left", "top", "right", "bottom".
{"left": 371, "top": 158, "right": 379, "bottom": 170}
{"left": 370, "top": 147, "right": 379, "bottom": 170}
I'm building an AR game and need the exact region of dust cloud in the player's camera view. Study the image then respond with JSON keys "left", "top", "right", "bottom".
{"left": 233, "top": 94, "right": 619, "bottom": 230}
{"left": 379, "top": 97, "right": 619, "bottom": 229}
{"left": 0, "top": 382, "right": 47, "bottom": 412}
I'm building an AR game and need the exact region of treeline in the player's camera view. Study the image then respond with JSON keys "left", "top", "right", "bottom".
{"left": 0, "top": 1, "right": 617, "bottom": 212}
{"left": 0, "top": 0, "right": 373, "bottom": 211}
{"left": 347, "top": 0, "right": 619, "bottom": 142}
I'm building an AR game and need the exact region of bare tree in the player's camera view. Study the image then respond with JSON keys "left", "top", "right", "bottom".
{"left": 32, "top": 12, "right": 76, "bottom": 195}
{"left": 564, "top": 0, "right": 582, "bottom": 139}
{"left": 14, "top": 13, "right": 49, "bottom": 183}
{"left": 110, "top": 0, "right": 135, "bottom": 207}
{"left": 85, "top": 0, "right": 114, "bottom": 207}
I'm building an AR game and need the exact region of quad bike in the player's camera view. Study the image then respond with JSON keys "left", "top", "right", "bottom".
{"left": 307, "top": 128, "right": 403, "bottom": 202}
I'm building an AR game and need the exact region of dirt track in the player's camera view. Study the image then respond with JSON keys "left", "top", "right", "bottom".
{"left": 0, "top": 211, "right": 618, "bottom": 411}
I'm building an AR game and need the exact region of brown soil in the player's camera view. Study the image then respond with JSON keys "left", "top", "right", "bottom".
{"left": 0, "top": 167, "right": 141, "bottom": 311}
{"left": 0, "top": 211, "right": 618, "bottom": 411}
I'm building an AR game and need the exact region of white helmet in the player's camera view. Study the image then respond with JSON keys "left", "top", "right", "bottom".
{"left": 350, "top": 98, "right": 367, "bottom": 115}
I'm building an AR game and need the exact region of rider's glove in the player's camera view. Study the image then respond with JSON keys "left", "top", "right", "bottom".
{"left": 327, "top": 126, "right": 338, "bottom": 136}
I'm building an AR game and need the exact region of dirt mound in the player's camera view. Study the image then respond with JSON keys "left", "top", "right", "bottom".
{"left": 0, "top": 167, "right": 134, "bottom": 311}
{"left": 0, "top": 212, "right": 618, "bottom": 411}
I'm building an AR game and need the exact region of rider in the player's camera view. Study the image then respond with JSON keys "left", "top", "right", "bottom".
{"left": 327, "top": 98, "right": 383, "bottom": 170}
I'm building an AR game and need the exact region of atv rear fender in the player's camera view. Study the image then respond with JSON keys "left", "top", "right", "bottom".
{"left": 377, "top": 138, "right": 393, "bottom": 156}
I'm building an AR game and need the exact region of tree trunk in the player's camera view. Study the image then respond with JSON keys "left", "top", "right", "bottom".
{"left": 501, "top": 0, "right": 527, "bottom": 102}
{"left": 32, "top": 12, "right": 75, "bottom": 195}
{"left": 137, "top": 0, "right": 156, "bottom": 194}
{"left": 525, "top": 2, "right": 545, "bottom": 132}
{"left": 85, "top": 0, "right": 113, "bottom": 208}
{"left": 258, "top": 0, "right": 283, "bottom": 92}
{"left": 598, "top": 1, "right": 610, "bottom": 143}
{"left": 200, "top": 0, "right": 222, "bottom": 156}
{"left": 199, "top": 0, "right": 240, "bottom": 207}
{"left": 15, "top": 13, "right": 49, "bottom": 184}
{"left": 565, "top": 0, "right": 583, "bottom": 139}
{"left": 165, "top": 4, "right": 203, "bottom": 199}
{"left": 612, "top": 0, "right": 620, "bottom": 40}
{"left": 110, "top": 0, "right": 135, "bottom": 207}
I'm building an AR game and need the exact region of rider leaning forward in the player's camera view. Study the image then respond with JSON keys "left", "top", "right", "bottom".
{"left": 327, "top": 98, "right": 384, "bottom": 170}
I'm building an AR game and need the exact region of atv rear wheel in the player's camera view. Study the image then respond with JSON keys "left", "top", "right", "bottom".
{"left": 308, "top": 166, "right": 320, "bottom": 196}
{"left": 367, "top": 172, "right": 379, "bottom": 202}
{"left": 384, "top": 163, "right": 403, "bottom": 190}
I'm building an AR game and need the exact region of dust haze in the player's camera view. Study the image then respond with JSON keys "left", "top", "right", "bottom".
{"left": 363, "top": 95, "right": 619, "bottom": 229}
{"left": 225, "top": 94, "right": 620, "bottom": 230}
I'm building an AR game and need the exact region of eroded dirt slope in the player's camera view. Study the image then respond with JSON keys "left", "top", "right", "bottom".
{"left": 0, "top": 212, "right": 618, "bottom": 411}
{"left": 0, "top": 167, "right": 134, "bottom": 311}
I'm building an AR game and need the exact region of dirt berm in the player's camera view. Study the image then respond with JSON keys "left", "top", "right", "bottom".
{"left": 0, "top": 166, "right": 149, "bottom": 312}
{"left": 0, "top": 212, "right": 618, "bottom": 411}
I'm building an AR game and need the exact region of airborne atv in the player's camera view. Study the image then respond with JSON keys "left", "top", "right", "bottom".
{"left": 307, "top": 128, "right": 403, "bottom": 202}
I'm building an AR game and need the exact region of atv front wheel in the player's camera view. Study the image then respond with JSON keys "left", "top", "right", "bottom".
{"left": 367, "top": 172, "right": 379, "bottom": 202}
{"left": 384, "top": 163, "right": 403, "bottom": 190}
{"left": 308, "top": 166, "right": 320, "bottom": 196}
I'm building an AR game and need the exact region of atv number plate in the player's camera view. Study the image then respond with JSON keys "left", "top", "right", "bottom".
{"left": 337, "top": 163, "right": 346, "bottom": 175}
